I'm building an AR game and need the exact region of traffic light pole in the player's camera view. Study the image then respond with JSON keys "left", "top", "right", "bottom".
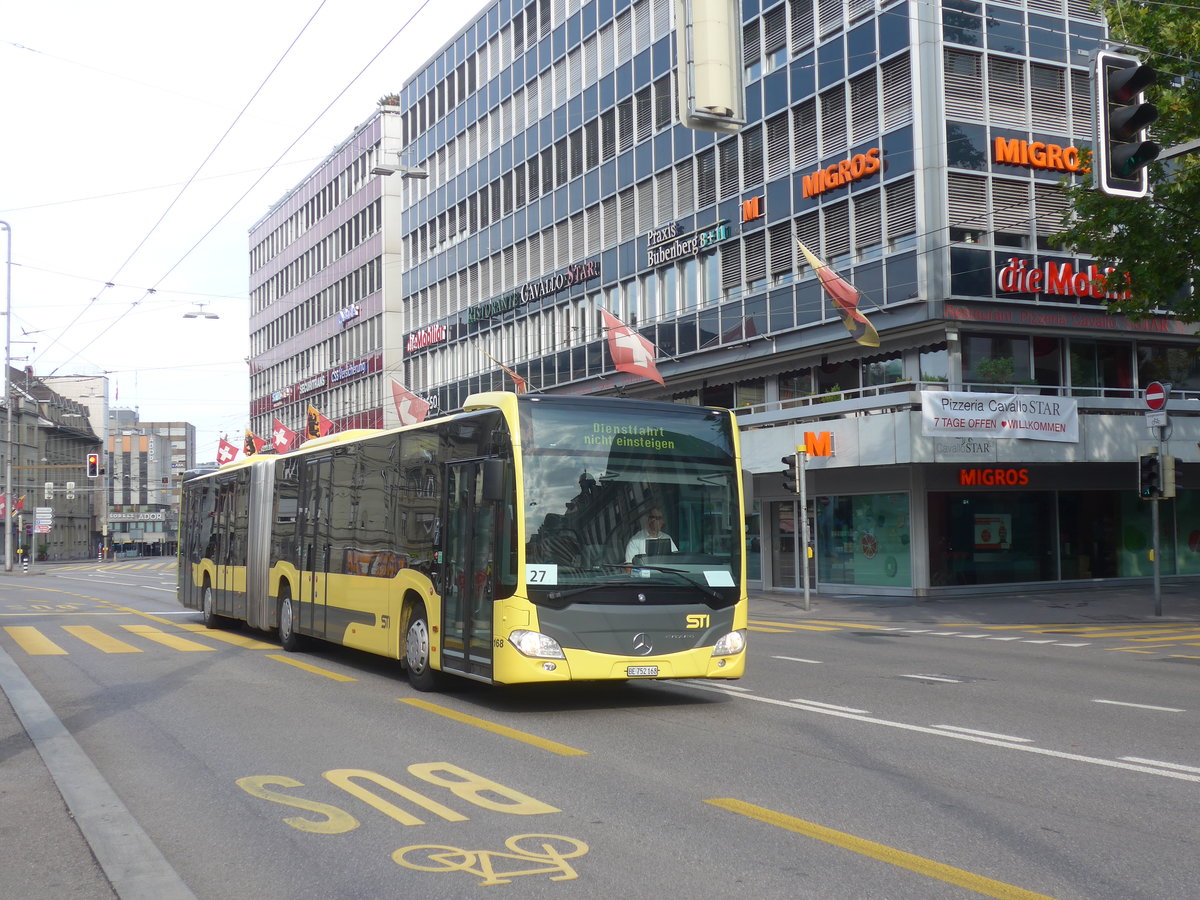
{"left": 1152, "top": 423, "right": 1164, "bottom": 616}
{"left": 799, "top": 448, "right": 810, "bottom": 612}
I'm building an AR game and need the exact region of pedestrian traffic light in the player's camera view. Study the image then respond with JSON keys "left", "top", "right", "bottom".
{"left": 86, "top": 452, "right": 100, "bottom": 478}
{"left": 66, "top": 481, "right": 76, "bottom": 500}
{"left": 781, "top": 454, "right": 799, "bottom": 493}
{"left": 1093, "top": 50, "right": 1160, "bottom": 198}
{"left": 44, "top": 481, "right": 53, "bottom": 500}
{"left": 1139, "top": 452, "right": 1161, "bottom": 498}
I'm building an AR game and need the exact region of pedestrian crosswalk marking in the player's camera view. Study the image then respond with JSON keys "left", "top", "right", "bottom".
{"left": 175, "top": 623, "right": 276, "bottom": 649}
{"left": 4, "top": 626, "right": 68, "bottom": 655}
{"left": 119, "top": 625, "right": 216, "bottom": 652}
{"left": 62, "top": 625, "right": 142, "bottom": 653}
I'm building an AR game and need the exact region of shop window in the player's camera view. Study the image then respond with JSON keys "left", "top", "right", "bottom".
{"left": 863, "top": 352, "right": 904, "bottom": 388}
{"left": 779, "top": 369, "right": 813, "bottom": 403}
{"left": 1069, "top": 340, "right": 1134, "bottom": 397}
{"left": 1137, "top": 343, "right": 1200, "bottom": 392}
{"left": 816, "top": 493, "right": 911, "bottom": 587}
{"left": 963, "top": 335, "right": 1032, "bottom": 387}
{"left": 815, "top": 359, "right": 859, "bottom": 396}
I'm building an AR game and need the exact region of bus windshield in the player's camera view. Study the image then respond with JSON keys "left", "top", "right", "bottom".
{"left": 519, "top": 398, "right": 741, "bottom": 605}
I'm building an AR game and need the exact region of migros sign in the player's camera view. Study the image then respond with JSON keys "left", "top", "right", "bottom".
{"left": 993, "top": 138, "right": 1084, "bottom": 174}
{"left": 802, "top": 148, "right": 881, "bottom": 198}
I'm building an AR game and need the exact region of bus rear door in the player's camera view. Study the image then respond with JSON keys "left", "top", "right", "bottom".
{"left": 297, "top": 455, "right": 333, "bottom": 639}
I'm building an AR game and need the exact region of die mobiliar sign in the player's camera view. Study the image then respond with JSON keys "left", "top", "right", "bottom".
{"left": 997, "top": 258, "right": 1132, "bottom": 301}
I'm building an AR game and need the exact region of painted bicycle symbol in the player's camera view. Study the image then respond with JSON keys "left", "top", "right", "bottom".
{"left": 393, "top": 833, "right": 589, "bottom": 886}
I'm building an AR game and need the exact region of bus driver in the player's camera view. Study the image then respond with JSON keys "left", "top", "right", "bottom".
{"left": 624, "top": 508, "right": 679, "bottom": 563}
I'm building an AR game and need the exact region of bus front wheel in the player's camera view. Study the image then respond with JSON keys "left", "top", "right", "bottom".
{"left": 278, "top": 588, "right": 305, "bottom": 652}
{"left": 405, "top": 604, "right": 443, "bottom": 692}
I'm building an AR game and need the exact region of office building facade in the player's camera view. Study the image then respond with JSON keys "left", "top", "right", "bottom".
{"left": 249, "top": 0, "right": 1199, "bottom": 597}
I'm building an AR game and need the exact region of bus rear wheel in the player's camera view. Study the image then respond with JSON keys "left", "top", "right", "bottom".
{"left": 405, "top": 604, "right": 443, "bottom": 692}
{"left": 278, "top": 588, "right": 305, "bottom": 652}
{"left": 201, "top": 582, "right": 225, "bottom": 629}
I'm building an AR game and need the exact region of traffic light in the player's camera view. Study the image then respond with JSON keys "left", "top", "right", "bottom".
{"left": 66, "top": 481, "right": 76, "bottom": 500}
{"left": 86, "top": 452, "right": 100, "bottom": 478}
{"left": 1139, "top": 452, "right": 1161, "bottom": 499}
{"left": 44, "top": 481, "right": 53, "bottom": 500}
{"left": 1093, "top": 50, "right": 1160, "bottom": 198}
{"left": 1161, "top": 454, "right": 1177, "bottom": 499}
{"left": 781, "top": 454, "right": 799, "bottom": 493}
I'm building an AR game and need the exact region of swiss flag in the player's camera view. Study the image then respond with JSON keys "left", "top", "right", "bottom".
{"left": 271, "top": 417, "right": 296, "bottom": 453}
{"left": 391, "top": 379, "right": 430, "bottom": 426}
{"left": 602, "top": 309, "right": 665, "bottom": 385}
{"left": 216, "top": 438, "right": 240, "bottom": 466}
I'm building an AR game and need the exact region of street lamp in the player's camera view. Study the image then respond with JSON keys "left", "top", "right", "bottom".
{"left": 183, "top": 303, "right": 219, "bottom": 319}
{"left": 370, "top": 150, "right": 428, "bottom": 179}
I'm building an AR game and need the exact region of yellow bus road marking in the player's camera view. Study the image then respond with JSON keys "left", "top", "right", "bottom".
{"left": 749, "top": 626, "right": 794, "bottom": 633}
{"left": 706, "top": 798, "right": 1057, "bottom": 900}
{"left": 1129, "top": 633, "right": 1200, "bottom": 642}
{"left": 748, "top": 620, "right": 839, "bottom": 632}
{"left": 948, "top": 623, "right": 1075, "bottom": 631}
{"left": 174, "top": 624, "right": 277, "bottom": 649}
{"left": 62, "top": 625, "right": 142, "bottom": 653}
{"left": 4, "top": 626, "right": 68, "bottom": 655}
{"left": 266, "top": 654, "right": 357, "bottom": 681}
{"left": 120, "top": 625, "right": 216, "bottom": 652}
{"left": 802, "top": 620, "right": 891, "bottom": 630}
{"left": 400, "top": 698, "right": 588, "bottom": 757}
{"left": 1106, "top": 646, "right": 1165, "bottom": 654}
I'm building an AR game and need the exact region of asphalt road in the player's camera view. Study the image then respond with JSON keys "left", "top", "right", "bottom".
{"left": 3, "top": 563, "right": 1198, "bottom": 899}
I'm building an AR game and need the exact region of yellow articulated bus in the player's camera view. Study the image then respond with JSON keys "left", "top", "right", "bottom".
{"left": 178, "top": 393, "right": 747, "bottom": 690}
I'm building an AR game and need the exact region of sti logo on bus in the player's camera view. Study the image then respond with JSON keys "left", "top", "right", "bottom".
{"left": 686, "top": 614, "right": 710, "bottom": 629}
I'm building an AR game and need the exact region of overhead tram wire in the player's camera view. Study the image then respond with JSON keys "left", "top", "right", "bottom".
{"left": 37, "top": 0, "right": 331, "bottom": 374}
{"left": 46, "top": 0, "right": 435, "bottom": 378}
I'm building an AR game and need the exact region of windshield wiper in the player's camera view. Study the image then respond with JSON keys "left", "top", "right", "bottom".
{"left": 596, "top": 563, "right": 727, "bottom": 602}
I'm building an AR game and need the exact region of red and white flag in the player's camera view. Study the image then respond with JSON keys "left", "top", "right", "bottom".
{"left": 216, "top": 437, "right": 240, "bottom": 466}
{"left": 601, "top": 309, "right": 665, "bottom": 385}
{"left": 796, "top": 240, "right": 880, "bottom": 347}
{"left": 391, "top": 379, "right": 430, "bottom": 426}
{"left": 271, "top": 417, "right": 297, "bottom": 453}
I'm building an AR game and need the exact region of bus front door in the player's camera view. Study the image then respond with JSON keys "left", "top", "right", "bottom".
{"left": 440, "top": 461, "right": 494, "bottom": 680}
{"left": 298, "top": 456, "right": 332, "bottom": 639}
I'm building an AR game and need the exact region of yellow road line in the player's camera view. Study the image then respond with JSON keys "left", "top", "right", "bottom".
{"left": 400, "top": 697, "right": 588, "bottom": 757}
{"left": 749, "top": 626, "right": 794, "bottom": 633}
{"left": 748, "top": 620, "right": 839, "bottom": 632}
{"left": 63, "top": 625, "right": 141, "bottom": 653}
{"left": 4, "top": 626, "right": 67, "bottom": 655}
{"left": 802, "top": 620, "right": 890, "bottom": 630}
{"left": 266, "top": 654, "right": 357, "bottom": 681}
{"left": 174, "top": 623, "right": 277, "bottom": 649}
{"left": 1106, "top": 647, "right": 1163, "bottom": 654}
{"left": 120, "top": 624, "right": 215, "bottom": 652}
{"left": 1128, "top": 633, "right": 1200, "bottom": 642}
{"left": 707, "top": 798, "right": 1056, "bottom": 900}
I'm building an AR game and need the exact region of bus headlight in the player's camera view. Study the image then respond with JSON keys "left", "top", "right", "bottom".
{"left": 711, "top": 629, "right": 746, "bottom": 657}
{"left": 508, "top": 629, "right": 566, "bottom": 659}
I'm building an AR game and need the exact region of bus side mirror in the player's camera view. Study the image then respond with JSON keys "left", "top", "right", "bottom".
{"left": 482, "top": 459, "right": 508, "bottom": 503}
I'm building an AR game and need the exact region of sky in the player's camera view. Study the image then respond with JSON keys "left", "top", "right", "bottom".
{"left": 1, "top": 0, "right": 485, "bottom": 461}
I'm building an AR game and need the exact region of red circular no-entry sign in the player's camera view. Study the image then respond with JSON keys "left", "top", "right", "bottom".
{"left": 1144, "top": 381, "right": 1168, "bottom": 411}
